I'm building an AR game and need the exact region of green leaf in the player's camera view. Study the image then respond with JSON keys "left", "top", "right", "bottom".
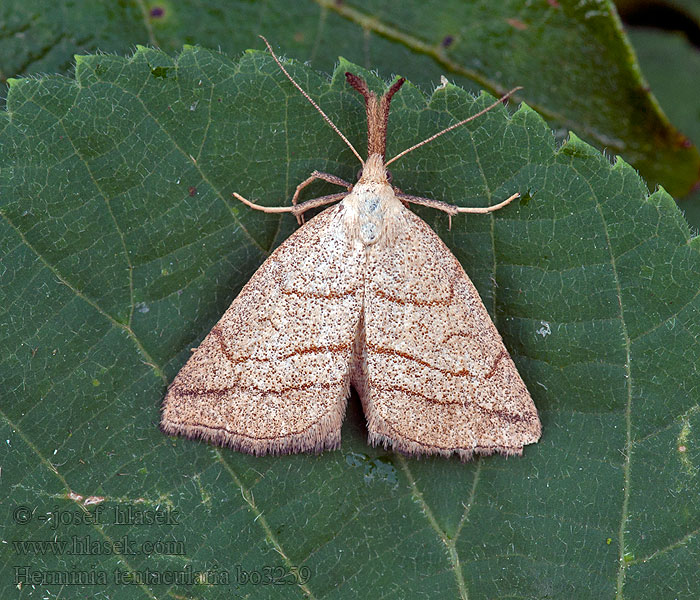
{"left": 624, "top": 24, "right": 700, "bottom": 228}
{"left": 2, "top": 46, "right": 699, "bottom": 598}
{"left": 1, "top": 0, "right": 698, "bottom": 197}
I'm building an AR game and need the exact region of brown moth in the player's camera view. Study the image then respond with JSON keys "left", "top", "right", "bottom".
{"left": 160, "top": 37, "right": 541, "bottom": 460}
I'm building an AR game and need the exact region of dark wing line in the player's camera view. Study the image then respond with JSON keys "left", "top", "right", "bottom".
{"left": 211, "top": 327, "right": 352, "bottom": 365}
{"left": 367, "top": 341, "right": 473, "bottom": 378}
{"left": 371, "top": 384, "right": 535, "bottom": 424}
{"left": 169, "top": 381, "right": 337, "bottom": 397}
{"left": 373, "top": 286, "right": 454, "bottom": 307}
{"left": 281, "top": 286, "right": 361, "bottom": 299}
{"left": 170, "top": 414, "right": 333, "bottom": 441}
{"left": 484, "top": 350, "right": 506, "bottom": 379}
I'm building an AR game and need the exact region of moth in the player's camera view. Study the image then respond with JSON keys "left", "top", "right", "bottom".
{"left": 161, "top": 38, "right": 541, "bottom": 460}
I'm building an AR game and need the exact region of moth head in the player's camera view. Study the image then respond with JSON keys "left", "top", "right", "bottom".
{"left": 357, "top": 154, "right": 392, "bottom": 184}
{"left": 356, "top": 166, "right": 392, "bottom": 184}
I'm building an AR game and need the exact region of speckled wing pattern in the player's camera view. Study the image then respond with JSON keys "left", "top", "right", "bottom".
{"left": 357, "top": 209, "right": 541, "bottom": 460}
{"left": 161, "top": 204, "right": 363, "bottom": 455}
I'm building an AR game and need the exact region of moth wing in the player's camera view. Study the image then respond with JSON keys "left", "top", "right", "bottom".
{"left": 161, "top": 204, "right": 363, "bottom": 455}
{"left": 358, "top": 209, "right": 541, "bottom": 460}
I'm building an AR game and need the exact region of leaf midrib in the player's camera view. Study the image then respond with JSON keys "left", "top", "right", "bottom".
{"left": 587, "top": 178, "right": 633, "bottom": 599}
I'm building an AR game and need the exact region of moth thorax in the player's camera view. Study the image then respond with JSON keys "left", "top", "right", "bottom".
{"left": 348, "top": 181, "right": 394, "bottom": 246}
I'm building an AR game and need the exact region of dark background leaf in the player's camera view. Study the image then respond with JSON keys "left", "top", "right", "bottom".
{"left": 1, "top": 0, "right": 698, "bottom": 198}
{"left": 614, "top": 0, "right": 700, "bottom": 227}
{"left": 1, "top": 45, "right": 699, "bottom": 599}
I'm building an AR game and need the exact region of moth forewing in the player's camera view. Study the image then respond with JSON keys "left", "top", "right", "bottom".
{"left": 160, "top": 38, "right": 541, "bottom": 459}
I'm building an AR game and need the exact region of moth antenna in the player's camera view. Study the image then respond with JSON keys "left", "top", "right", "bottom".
{"left": 385, "top": 87, "right": 523, "bottom": 167}
{"left": 259, "top": 36, "right": 365, "bottom": 166}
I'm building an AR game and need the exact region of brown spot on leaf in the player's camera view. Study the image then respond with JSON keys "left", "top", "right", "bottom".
{"left": 507, "top": 18, "right": 528, "bottom": 30}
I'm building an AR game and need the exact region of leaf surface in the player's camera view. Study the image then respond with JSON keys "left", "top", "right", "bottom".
{"left": 1, "top": 47, "right": 699, "bottom": 599}
{"left": 1, "top": 0, "right": 698, "bottom": 196}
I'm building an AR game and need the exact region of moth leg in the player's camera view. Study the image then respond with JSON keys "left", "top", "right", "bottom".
{"left": 233, "top": 192, "right": 348, "bottom": 222}
{"left": 292, "top": 172, "right": 352, "bottom": 207}
{"left": 395, "top": 192, "right": 519, "bottom": 229}
{"left": 292, "top": 171, "right": 353, "bottom": 224}
{"left": 292, "top": 192, "right": 348, "bottom": 218}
